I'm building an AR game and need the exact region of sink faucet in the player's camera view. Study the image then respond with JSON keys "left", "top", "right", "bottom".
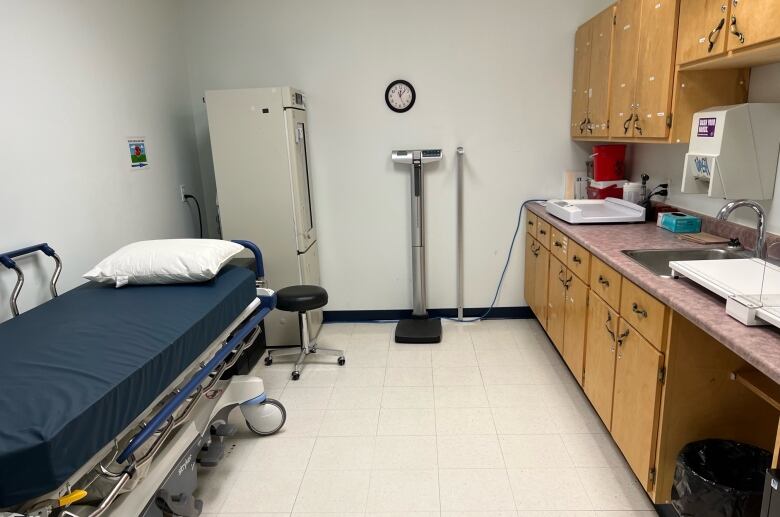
{"left": 716, "top": 199, "right": 767, "bottom": 259}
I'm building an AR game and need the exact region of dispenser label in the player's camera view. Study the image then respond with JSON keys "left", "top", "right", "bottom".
{"left": 697, "top": 118, "right": 716, "bottom": 137}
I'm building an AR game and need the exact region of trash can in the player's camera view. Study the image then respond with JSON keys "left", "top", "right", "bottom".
{"left": 672, "top": 439, "right": 771, "bottom": 517}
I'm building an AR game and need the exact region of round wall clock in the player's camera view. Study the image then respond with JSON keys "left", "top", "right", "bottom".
{"left": 385, "top": 80, "right": 416, "bottom": 113}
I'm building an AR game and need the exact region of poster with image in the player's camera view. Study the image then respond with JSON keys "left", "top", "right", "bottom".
{"left": 128, "top": 137, "right": 149, "bottom": 169}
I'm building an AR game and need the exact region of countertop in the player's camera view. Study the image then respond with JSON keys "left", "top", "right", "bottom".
{"left": 528, "top": 202, "right": 780, "bottom": 385}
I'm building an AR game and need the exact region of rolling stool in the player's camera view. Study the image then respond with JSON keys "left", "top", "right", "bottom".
{"left": 264, "top": 285, "right": 345, "bottom": 380}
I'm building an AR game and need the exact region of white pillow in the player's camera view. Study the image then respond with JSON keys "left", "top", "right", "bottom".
{"left": 84, "top": 239, "right": 245, "bottom": 288}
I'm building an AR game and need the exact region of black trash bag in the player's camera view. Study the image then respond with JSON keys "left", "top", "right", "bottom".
{"left": 672, "top": 439, "right": 771, "bottom": 517}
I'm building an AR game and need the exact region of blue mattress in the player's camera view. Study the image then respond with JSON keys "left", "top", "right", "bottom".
{"left": 0, "top": 266, "right": 257, "bottom": 507}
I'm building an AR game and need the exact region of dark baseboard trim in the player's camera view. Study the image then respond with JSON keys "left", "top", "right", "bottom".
{"left": 655, "top": 503, "right": 677, "bottom": 516}
{"left": 323, "top": 306, "right": 533, "bottom": 323}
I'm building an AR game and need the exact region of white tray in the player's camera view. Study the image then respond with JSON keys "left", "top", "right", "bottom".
{"left": 545, "top": 198, "right": 645, "bottom": 224}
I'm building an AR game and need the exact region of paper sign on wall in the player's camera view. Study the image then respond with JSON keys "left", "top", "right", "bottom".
{"left": 127, "top": 137, "right": 150, "bottom": 169}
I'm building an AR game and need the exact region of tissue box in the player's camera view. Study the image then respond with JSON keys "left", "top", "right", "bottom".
{"left": 657, "top": 212, "right": 702, "bottom": 233}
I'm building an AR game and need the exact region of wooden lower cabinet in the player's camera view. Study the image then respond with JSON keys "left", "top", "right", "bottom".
{"left": 548, "top": 256, "right": 568, "bottom": 353}
{"left": 563, "top": 274, "right": 588, "bottom": 385}
{"left": 611, "top": 319, "right": 665, "bottom": 490}
{"left": 524, "top": 238, "right": 537, "bottom": 311}
{"left": 584, "top": 292, "right": 619, "bottom": 428}
{"left": 534, "top": 245, "right": 550, "bottom": 330}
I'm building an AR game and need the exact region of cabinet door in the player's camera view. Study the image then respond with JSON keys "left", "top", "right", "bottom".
{"left": 583, "top": 293, "right": 619, "bottom": 428}
{"left": 547, "top": 257, "right": 568, "bottom": 353}
{"left": 608, "top": 0, "right": 643, "bottom": 138}
{"left": 571, "top": 23, "right": 593, "bottom": 137}
{"left": 728, "top": 0, "right": 780, "bottom": 50}
{"left": 676, "top": 0, "right": 729, "bottom": 64}
{"left": 588, "top": 5, "right": 616, "bottom": 137}
{"left": 633, "top": 0, "right": 680, "bottom": 139}
{"left": 524, "top": 237, "right": 537, "bottom": 312}
{"left": 535, "top": 245, "right": 551, "bottom": 330}
{"left": 611, "top": 319, "right": 664, "bottom": 490}
{"left": 563, "top": 274, "right": 588, "bottom": 385}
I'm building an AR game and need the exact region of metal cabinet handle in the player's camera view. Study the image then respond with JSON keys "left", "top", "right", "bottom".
{"left": 708, "top": 18, "right": 725, "bottom": 52}
{"left": 528, "top": 221, "right": 534, "bottom": 227}
{"left": 579, "top": 118, "right": 588, "bottom": 134}
{"left": 558, "top": 268, "right": 567, "bottom": 284}
{"left": 564, "top": 275, "right": 573, "bottom": 289}
{"left": 586, "top": 117, "right": 593, "bottom": 134}
{"left": 572, "top": 255, "right": 582, "bottom": 264}
{"left": 598, "top": 275, "right": 610, "bottom": 288}
{"left": 730, "top": 16, "right": 744, "bottom": 44}
{"left": 633, "top": 113, "right": 643, "bottom": 136}
{"left": 617, "top": 328, "right": 630, "bottom": 357}
{"left": 554, "top": 240, "right": 563, "bottom": 248}
{"left": 539, "top": 229, "right": 547, "bottom": 236}
{"left": 631, "top": 302, "right": 648, "bottom": 318}
{"left": 605, "top": 312, "right": 616, "bottom": 342}
{"left": 623, "top": 113, "right": 633, "bottom": 135}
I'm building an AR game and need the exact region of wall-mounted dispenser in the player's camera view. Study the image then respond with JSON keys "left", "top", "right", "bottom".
{"left": 682, "top": 103, "right": 780, "bottom": 200}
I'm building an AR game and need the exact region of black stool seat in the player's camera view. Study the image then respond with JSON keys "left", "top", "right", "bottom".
{"left": 276, "top": 285, "right": 328, "bottom": 312}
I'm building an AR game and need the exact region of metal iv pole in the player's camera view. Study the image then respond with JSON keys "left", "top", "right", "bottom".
{"left": 456, "top": 147, "right": 464, "bottom": 321}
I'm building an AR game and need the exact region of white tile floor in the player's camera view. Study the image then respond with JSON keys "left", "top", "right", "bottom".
{"left": 197, "top": 319, "right": 658, "bottom": 516}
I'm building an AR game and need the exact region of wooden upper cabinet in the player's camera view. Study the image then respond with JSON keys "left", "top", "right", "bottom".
{"left": 608, "top": 0, "right": 643, "bottom": 138}
{"left": 571, "top": 23, "right": 593, "bottom": 137}
{"left": 611, "top": 319, "right": 664, "bottom": 490}
{"left": 727, "top": 0, "right": 780, "bottom": 50}
{"left": 587, "top": 5, "right": 617, "bottom": 137}
{"left": 676, "top": 0, "right": 730, "bottom": 64}
{"left": 633, "top": 0, "right": 680, "bottom": 139}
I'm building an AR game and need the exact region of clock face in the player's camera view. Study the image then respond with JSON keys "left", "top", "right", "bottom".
{"left": 385, "top": 80, "right": 415, "bottom": 113}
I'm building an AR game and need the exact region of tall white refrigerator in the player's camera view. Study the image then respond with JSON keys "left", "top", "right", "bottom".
{"left": 205, "top": 87, "right": 322, "bottom": 347}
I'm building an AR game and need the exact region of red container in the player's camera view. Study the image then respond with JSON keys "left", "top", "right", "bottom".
{"left": 591, "top": 145, "right": 626, "bottom": 181}
{"left": 587, "top": 180, "right": 626, "bottom": 200}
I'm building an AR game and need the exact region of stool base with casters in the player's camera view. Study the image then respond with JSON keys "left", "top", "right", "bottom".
{"left": 264, "top": 285, "right": 344, "bottom": 381}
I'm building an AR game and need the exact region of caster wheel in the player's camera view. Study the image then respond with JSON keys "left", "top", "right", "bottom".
{"left": 245, "top": 398, "right": 286, "bottom": 436}
{"left": 264, "top": 356, "right": 273, "bottom": 366}
{"left": 291, "top": 371, "right": 300, "bottom": 381}
{"left": 338, "top": 356, "right": 346, "bottom": 366}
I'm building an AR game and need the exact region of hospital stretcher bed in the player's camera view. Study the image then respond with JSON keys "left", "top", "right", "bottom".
{"left": 0, "top": 241, "right": 285, "bottom": 517}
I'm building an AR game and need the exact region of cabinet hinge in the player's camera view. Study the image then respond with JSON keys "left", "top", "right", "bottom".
{"left": 658, "top": 366, "right": 666, "bottom": 384}
{"left": 649, "top": 467, "right": 657, "bottom": 488}
{"left": 666, "top": 113, "right": 673, "bottom": 128}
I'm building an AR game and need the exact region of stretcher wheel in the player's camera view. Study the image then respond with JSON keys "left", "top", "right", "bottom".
{"left": 291, "top": 371, "right": 300, "bottom": 381}
{"left": 338, "top": 356, "right": 346, "bottom": 366}
{"left": 264, "top": 356, "right": 273, "bottom": 366}
{"left": 244, "top": 398, "right": 286, "bottom": 436}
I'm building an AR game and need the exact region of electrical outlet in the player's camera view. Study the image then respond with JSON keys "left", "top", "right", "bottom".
{"left": 179, "top": 185, "right": 186, "bottom": 202}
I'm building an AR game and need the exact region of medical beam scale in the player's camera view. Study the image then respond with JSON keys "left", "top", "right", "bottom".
{"left": 392, "top": 149, "right": 443, "bottom": 343}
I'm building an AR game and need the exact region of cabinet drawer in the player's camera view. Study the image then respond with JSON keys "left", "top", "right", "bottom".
{"left": 537, "top": 219, "right": 552, "bottom": 249}
{"left": 620, "top": 279, "right": 668, "bottom": 350}
{"left": 567, "top": 240, "right": 591, "bottom": 284}
{"left": 527, "top": 212, "right": 538, "bottom": 237}
{"left": 550, "top": 227, "right": 569, "bottom": 263}
{"left": 590, "top": 256, "right": 622, "bottom": 310}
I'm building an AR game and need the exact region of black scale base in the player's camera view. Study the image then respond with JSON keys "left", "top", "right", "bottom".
{"left": 394, "top": 317, "right": 442, "bottom": 344}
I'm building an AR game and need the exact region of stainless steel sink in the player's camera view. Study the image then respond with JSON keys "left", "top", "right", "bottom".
{"left": 622, "top": 247, "right": 750, "bottom": 277}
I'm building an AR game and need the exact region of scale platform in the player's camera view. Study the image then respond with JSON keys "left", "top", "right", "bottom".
{"left": 545, "top": 198, "right": 646, "bottom": 224}
{"left": 395, "top": 318, "right": 442, "bottom": 344}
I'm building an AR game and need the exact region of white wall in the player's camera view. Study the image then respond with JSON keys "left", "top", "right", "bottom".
{"left": 631, "top": 63, "right": 780, "bottom": 232}
{"left": 183, "top": 0, "right": 612, "bottom": 311}
{"left": 0, "top": 1, "right": 203, "bottom": 322}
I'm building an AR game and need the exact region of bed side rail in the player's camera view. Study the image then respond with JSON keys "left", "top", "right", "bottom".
{"left": 0, "top": 243, "right": 62, "bottom": 317}
{"left": 231, "top": 239, "right": 266, "bottom": 287}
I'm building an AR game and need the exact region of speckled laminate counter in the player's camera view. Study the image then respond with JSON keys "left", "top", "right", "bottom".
{"left": 528, "top": 202, "right": 780, "bottom": 385}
